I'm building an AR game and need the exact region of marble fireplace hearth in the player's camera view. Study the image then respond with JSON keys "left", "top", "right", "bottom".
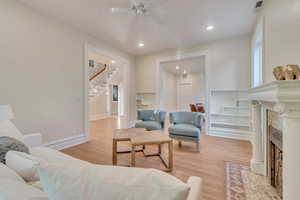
{"left": 248, "top": 80, "right": 300, "bottom": 200}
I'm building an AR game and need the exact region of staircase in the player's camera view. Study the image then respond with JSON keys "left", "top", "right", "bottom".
{"left": 209, "top": 92, "right": 251, "bottom": 141}
{"left": 88, "top": 62, "right": 119, "bottom": 100}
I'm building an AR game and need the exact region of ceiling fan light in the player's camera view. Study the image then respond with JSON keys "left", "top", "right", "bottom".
{"left": 138, "top": 42, "right": 145, "bottom": 47}
{"left": 206, "top": 25, "right": 214, "bottom": 31}
{"left": 111, "top": 8, "right": 116, "bottom": 13}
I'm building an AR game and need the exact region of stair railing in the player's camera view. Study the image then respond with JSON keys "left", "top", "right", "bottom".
{"left": 89, "top": 64, "right": 107, "bottom": 81}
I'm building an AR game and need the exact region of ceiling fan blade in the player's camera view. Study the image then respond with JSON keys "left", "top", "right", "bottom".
{"left": 111, "top": 7, "right": 133, "bottom": 15}
{"left": 129, "top": 0, "right": 139, "bottom": 5}
{"left": 144, "top": 0, "right": 172, "bottom": 10}
{"left": 100, "top": 6, "right": 133, "bottom": 16}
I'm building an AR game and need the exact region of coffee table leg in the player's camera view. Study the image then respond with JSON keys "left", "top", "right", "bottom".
{"left": 131, "top": 145, "right": 136, "bottom": 167}
{"left": 168, "top": 141, "right": 173, "bottom": 172}
{"left": 112, "top": 139, "right": 117, "bottom": 165}
{"left": 158, "top": 144, "right": 162, "bottom": 154}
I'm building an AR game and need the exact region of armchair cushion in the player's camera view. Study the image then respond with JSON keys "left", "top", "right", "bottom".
{"left": 135, "top": 121, "right": 162, "bottom": 131}
{"left": 137, "top": 110, "right": 157, "bottom": 121}
{"left": 169, "top": 112, "right": 204, "bottom": 128}
{"left": 169, "top": 124, "right": 200, "bottom": 138}
{"left": 136, "top": 110, "right": 166, "bottom": 130}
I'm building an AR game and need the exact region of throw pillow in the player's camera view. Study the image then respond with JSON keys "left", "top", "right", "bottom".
{"left": 0, "top": 163, "right": 25, "bottom": 183}
{"left": 0, "top": 136, "right": 29, "bottom": 164}
{"left": 38, "top": 163, "right": 190, "bottom": 200}
{"left": 5, "top": 151, "right": 42, "bottom": 181}
{"left": 0, "top": 179, "right": 48, "bottom": 200}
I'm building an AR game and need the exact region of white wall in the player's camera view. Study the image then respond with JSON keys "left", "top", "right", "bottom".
{"left": 136, "top": 35, "right": 251, "bottom": 100}
{"left": 0, "top": 0, "right": 136, "bottom": 143}
{"left": 89, "top": 94, "right": 109, "bottom": 120}
{"left": 254, "top": 0, "right": 300, "bottom": 84}
{"left": 136, "top": 56, "right": 157, "bottom": 93}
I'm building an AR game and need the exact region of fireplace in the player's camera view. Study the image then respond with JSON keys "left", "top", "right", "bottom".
{"left": 249, "top": 81, "right": 300, "bottom": 200}
{"left": 267, "top": 110, "right": 283, "bottom": 198}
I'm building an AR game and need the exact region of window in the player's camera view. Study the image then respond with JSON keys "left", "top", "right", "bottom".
{"left": 253, "top": 41, "right": 262, "bottom": 87}
{"left": 252, "top": 23, "right": 263, "bottom": 87}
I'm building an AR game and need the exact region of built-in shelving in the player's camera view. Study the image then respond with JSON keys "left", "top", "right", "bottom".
{"left": 136, "top": 93, "right": 156, "bottom": 110}
{"left": 209, "top": 90, "right": 251, "bottom": 141}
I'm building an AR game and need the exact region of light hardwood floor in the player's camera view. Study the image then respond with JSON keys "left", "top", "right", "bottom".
{"left": 62, "top": 117, "right": 252, "bottom": 200}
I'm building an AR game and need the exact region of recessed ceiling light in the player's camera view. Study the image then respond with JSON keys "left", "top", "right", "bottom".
{"left": 111, "top": 60, "right": 116, "bottom": 64}
{"left": 138, "top": 42, "right": 145, "bottom": 47}
{"left": 111, "top": 8, "right": 116, "bottom": 13}
{"left": 176, "top": 65, "right": 180, "bottom": 70}
{"left": 206, "top": 25, "right": 214, "bottom": 31}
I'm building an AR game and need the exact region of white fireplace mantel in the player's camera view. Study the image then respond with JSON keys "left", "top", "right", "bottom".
{"left": 248, "top": 80, "right": 300, "bottom": 103}
{"left": 248, "top": 80, "right": 300, "bottom": 200}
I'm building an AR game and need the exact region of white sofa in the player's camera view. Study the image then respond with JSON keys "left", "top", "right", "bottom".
{"left": 0, "top": 120, "right": 202, "bottom": 200}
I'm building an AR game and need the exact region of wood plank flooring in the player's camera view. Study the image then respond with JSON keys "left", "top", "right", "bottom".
{"left": 62, "top": 117, "right": 252, "bottom": 200}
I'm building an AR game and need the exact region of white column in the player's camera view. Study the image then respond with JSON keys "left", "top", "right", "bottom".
{"left": 250, "top": 101, "right": 265, "bottom": 175}
{"left": 282, "top": 105, "right": 300, "bottom": 200}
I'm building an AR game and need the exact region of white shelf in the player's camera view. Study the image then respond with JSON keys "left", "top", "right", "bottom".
{"left": 209, "top": 127, "right": 251, "bottom": 141}
{"left": 136, "top": 92, "right": 155, "bottom": 95}
{"left": 210, "top": 113, "right": 249, "bottom": 118}
{"left": 211, "top": 122, "right": 250, "bottom": 131}
{"left": 136, "top": 104, "right": 153, "bottom": 106}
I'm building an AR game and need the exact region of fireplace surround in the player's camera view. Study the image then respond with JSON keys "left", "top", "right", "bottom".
{"left": 268, "top": 111, "right": 283, "bottom": 198}
{"left": 248, "top": 80, "right": 300, "bottom": 200}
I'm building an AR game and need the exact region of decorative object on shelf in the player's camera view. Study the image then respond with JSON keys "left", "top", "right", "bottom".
{"left": 273, "top": 64, "right": 300, "bottom": 80}
{"left": 284, "top": 64, "right": 300, "bottom": 80}
{"left": 273, "top": 66, "right": 286, "bottom": 80}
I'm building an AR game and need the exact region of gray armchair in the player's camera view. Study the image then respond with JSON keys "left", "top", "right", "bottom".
{"left": 168, "top": 112, "right": 204, "bottom": 152}
{"left": 135, "top": 110, "right": 166, "bottom": 131}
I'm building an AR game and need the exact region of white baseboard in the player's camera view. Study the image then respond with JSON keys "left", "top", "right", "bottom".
{"left": 251, "top": 159, "right": 266, "bottom": 176}
{"left": 90, "top": 113, "right": 110, "bottom": 121}
{"left": 209, "top": 128, "right": 251, "bottom": 141}
{"left": 129, "top": 121, "right": 136, "bottom": 128}
{"left": 44, "top": 134, "right": 88, "bottom": 150}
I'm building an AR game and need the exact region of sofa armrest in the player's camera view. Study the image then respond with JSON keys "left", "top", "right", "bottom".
{"left": 186, "top": 176, "right": 203, "bottom": 200}
{"left": 23, "top": 133, "right": 42, "bottom": 147}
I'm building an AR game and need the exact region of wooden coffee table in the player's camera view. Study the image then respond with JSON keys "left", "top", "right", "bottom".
{"left": 112, "top": 128, "right": 173, "bottom": 172}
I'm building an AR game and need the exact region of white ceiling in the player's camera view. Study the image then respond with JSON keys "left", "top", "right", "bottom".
{"left": 18, "top": 0, "right": 257, "bottom": 56}
{"left": 162, "top": 56, "right": 205, "bottom": 75}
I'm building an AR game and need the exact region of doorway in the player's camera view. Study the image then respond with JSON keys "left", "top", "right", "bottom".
{"left": 84, "top": 44, "right": 129, "bottom": 140}
{"left": 156, "top": 52, "right": 211, "bottom": 134}
{"left": 159, "top": 56, "right": 207, "bottom": 112}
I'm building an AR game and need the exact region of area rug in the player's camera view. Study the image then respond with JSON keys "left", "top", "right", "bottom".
{"left": 226, "top": 162, "right": 281, "bottom": 200}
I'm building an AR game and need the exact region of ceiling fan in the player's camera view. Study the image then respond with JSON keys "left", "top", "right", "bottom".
{"left": 108, "top": 0, "right": 156, "bottom": 16}
{"left": 102, "top": 0, "right": 180, "bottom": 47}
